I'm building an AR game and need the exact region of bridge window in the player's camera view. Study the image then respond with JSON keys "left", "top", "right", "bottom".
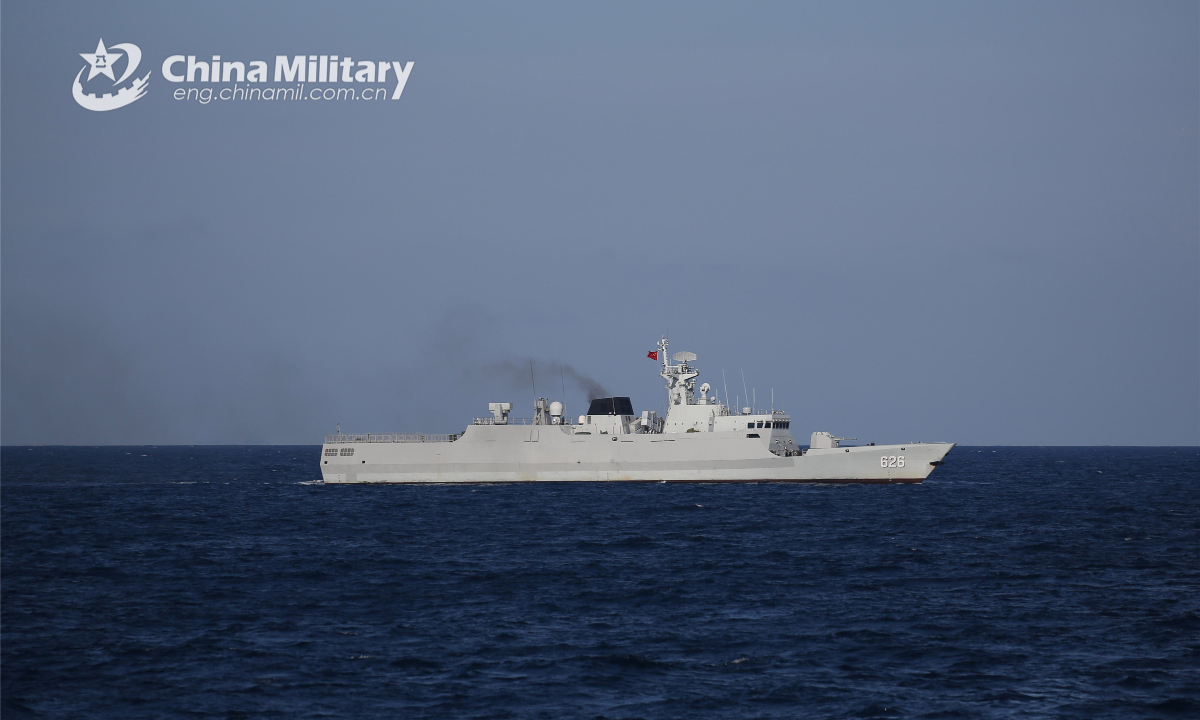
{"left": 324, "top": 448, "right": 338, "bottom": 457}
{"left": 339, "top": 447, "right": 355, "bottom": 456}
{"left": 765, "top": 421, "right": 772, "bottom": 428}
{"left": 756, "top": 421, "right": 764, "bottom": 428}
{"left": 747, "top": 422, "right": 754, "bottom": 429}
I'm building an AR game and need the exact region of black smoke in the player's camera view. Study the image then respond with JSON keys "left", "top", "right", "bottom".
{"left": 478, "top": 359, "right": 608, "bottom": 402}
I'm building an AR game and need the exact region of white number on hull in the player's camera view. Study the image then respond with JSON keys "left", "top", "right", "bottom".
{"left": 880, "top": 456, "right": 905, "bottom": 468}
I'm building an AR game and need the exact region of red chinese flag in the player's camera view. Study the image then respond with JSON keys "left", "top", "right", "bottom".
{"left": 647, "top": 351, "right": 658, "bottom": 360}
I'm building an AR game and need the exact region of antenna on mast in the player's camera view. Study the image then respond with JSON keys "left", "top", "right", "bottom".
{"left": 722, "top": 369, "right": 730, "bottom": 415}
{"left": 659, "top": 335, "right": 670, "bottom": 414}
{"left": 559, "top": 368, "right": 567, "bottom": 419}
{"left": 529, "top": 358, "right": 537, "bottom": 410}
{"left": 740, "top": 370, "right": 750, "bottom": 414}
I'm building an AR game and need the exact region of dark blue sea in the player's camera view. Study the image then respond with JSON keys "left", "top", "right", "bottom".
{"left": 3, "top": 446, "right": 1198, "bottom": 719}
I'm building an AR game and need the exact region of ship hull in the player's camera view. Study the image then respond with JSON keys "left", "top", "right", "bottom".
{"left": 320, "top": 425, "right": 954, "bottom": 484}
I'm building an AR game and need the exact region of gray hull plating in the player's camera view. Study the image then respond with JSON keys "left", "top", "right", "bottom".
{"left": 321, "top": 424, "right": 954, "bottom": 484}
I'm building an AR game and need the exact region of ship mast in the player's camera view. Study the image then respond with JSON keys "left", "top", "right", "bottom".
{"left": 658, "top": 336, "right": 698, "bottom": 408}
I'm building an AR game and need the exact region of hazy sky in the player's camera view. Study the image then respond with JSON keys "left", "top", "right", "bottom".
{"left": 2, "top": 1, "right": 1197, "bottom": 445}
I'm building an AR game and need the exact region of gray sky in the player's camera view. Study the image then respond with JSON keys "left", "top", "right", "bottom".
{"left": 3, "top": 1, "right": 1197, "bottom": 445}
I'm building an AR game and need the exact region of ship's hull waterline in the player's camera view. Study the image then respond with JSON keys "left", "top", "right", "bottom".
{"left": 321, "top": 424, "right": 954, "bottom": 484}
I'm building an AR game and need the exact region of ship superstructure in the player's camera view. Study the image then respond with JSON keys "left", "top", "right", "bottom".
{"left": 320, "top": 338, "right": 953, "bottom": 483}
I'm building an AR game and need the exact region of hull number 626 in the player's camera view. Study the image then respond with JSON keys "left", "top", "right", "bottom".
{"left": 881, "top": 456, "right": 905, "bottom": 468}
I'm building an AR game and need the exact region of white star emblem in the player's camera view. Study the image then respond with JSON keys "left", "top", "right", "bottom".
{"left": 80, "top": 39, "right": 122, "bottom": 82}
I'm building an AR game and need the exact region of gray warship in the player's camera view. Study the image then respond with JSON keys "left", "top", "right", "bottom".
{"left": 320, "top": 338, "right": 954, "bottom": 483}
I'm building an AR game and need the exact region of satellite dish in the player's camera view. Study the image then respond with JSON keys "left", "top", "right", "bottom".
{"left": 672, "top": 351, "right": 697, "bottom": 362}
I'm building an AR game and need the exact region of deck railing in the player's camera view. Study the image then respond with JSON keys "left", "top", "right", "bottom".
{"left": 471, "top": 417, "right": 536, "bottom": 426}
{"left": 324, "top": 433, "right": 457, "bottom": 444}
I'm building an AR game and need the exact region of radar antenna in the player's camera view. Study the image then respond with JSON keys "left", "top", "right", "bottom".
{"left": 658, "top": 337, "right": 700, "bottom": 407}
